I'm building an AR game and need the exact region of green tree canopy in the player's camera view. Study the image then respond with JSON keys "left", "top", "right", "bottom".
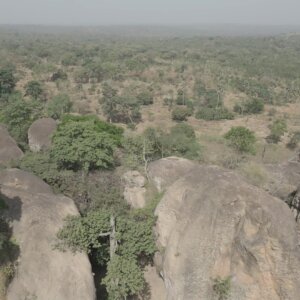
{"left": 50, "top": 115, "right": 123, "bottom": 172}
{"left": 25, "top": 80, "right": 44, "bottom": 100}
{"left": 0, "top": 67, "right": 16, "bottom": 96}
{"left": 100, "top": 83, "right": 118, "bottom": 123}
{"left": 56, "top": 199, "right": 158, "bottom": 299}
{"left": 102, "top": 255, "right": 145, "bottom": 300}
{"left": 0, "top": 93, "right": 34, "bottom": 143}
{"left": 46, "top": 94, "right": 72, "bottom": 119}
{"left": 56, "top": 210, "right": 111, "bottom": 253}
{"left": 123, "top": 124, "right": 201, "bottom": 168}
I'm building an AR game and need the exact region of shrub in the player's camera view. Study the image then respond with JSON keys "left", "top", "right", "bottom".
{"left": 234, "top": 98, "right": 264, "bottom": 114}
{"left": 170, "top": 123, "right": 196, "bottom": 139}
{"left": 123, "top": 125, "right": 201, "bottom": 167}
{"left": 74, "top": 68, "right": 89, "bottom": 84}
{"left": 202, "top": 90, "right": 221, "bottom": 108}
{"left": 196, "top": 107, "right": 234, "bottom": 121}
{"left": 287, "top": 131, "right": 300, "bottom": 149}
{"left": 19, "top": 152, "right": 74, "bottom": 192}
{"left": 137, "top": 91, "right": 153, "bottom": 105}
{"left": 46, "top": 94, "right": 72, "bottom": 120}
{"left": 267, "top": 118, "right": 287, "bottom": 143}
{"left": 175, "top": 89, "right": 189, "bottom": 105}
{"left": 231, "top": 78, "right": 272, "bottom": 103}
{"left": 161, "top": 127, "right": 201, "bottom": 160}
{"left": 163, "top": 97, "right": 174, "bottom": 110}
{"left": 194, "top": 79, "right": 206, "bottom": 97}
{"left": 50, "top": 69, "right": 68, "bottom": 82}
{"left": 172, "top": 107, "right": 191, "bottom": 121}
{"left": 212, "top": 277, "right": 231, "bottom": 300}
{"left": 25, "top": 81, "right": 44, "bottom": 100}
{"left": 224, "top": 126, "right": 256, "bottom": 154}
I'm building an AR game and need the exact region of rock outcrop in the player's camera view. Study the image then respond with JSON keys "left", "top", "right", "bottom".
{"left": 122, "top": 170, "right": 146, "bottom": 208}
{"left": 28, "top": 118, "right": 57, "bottom": 152}
{"left": 148, "top": 157, "right": 195, "bottom": 192}
{"left": 264, "top": 160, "right": 300, "bottom": 199}
{"left": 151, "top": 158, "right": 300, "bottom": 300}
{"left": 0, "top": 169, "right": 96, "bottom": 300}
{"left": 0, "top": 125, "right": 23, "bottom": 167}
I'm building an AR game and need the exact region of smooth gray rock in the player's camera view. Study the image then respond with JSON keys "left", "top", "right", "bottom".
{"left": 0, "top": 125, "right": 23, "bottom": 166}
{"left": 152, "top": 159, "right": 300, "bottom": 300}
{"left": 28, "top": 118, "right": 57, "bottom": 152}
{"left": 0, "top": 169, "right": 96, "bottom": 300}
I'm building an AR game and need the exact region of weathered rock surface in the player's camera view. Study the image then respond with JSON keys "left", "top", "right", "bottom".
{"left": 28, "top": 118, "right": 57, "bottom": 152}
{"left": 0, "top": 125, "right": 23, "bottom": 166}
{"left": 264, "top": 161, "right": 300, "bottom": 199}
{"left": 152, "top": 159, "right": 300, "bottom": 300}
{"left": 0, "top": 169, "right": 96, "bottom": 300}
{"left": 148, "top": 157, "right": 195, "bottom": 192}
{"left": 143, "top": 266, "right": 167, "bottom": 300}
{"left": 122, "top": 170, "right": 146, "bottom": 208}
{"left": 0, "top": 168, "right": 52, "bottom": 194}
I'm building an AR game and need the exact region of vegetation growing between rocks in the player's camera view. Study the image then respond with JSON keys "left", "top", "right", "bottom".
{"left": 56, "top": 197, "right": 158, "bottom": 299}
{"left": 212, "top": 277, "right": 231, "bottom": 300}
{"left": 51, "top": 115, "right": 122, "bottom": 172}
{"left": 0, "top": 193, "right": 19, "bottom": 297}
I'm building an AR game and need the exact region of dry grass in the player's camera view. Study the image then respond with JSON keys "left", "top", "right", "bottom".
{"left": 239, "top": 162, "right": 268, "bottom": 188}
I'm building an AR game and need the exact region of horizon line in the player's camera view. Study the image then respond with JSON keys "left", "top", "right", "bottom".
{"left": 1, "top": 23, "right": 300, "bottom": 27}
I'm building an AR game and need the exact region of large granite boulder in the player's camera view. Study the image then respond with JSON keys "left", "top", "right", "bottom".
{"left": 152, "top": 158, "right": 300, "bottom": 300}
{"left": 148, "top": 157, "right": 195, "bottom": 192}
{"left": 264, "top": 161, "right": 300, "bottom": 199}
{"left": 0, "top": 125, "right": 23, "bottom": 166}
{"left": 0, "top": 168, "right": 52, "bottom": 194}
{"left": 28, "top": 118, "right": 57, "bottom": 152}
{"left": 0, "top": 169, "right": 96, "bottom": 300}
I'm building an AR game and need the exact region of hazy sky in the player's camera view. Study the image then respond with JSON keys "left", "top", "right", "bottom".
{"left": 0, "top": 0, "right": 299, "bottom": 26}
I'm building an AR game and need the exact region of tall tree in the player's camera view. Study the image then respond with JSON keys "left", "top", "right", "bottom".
{"left": 25, "top": 81, "right": 44, "bottom": 100}
{"left": 100, "top": 83, "right": 118, "bottom": 123}
{"left": 50, "top": 116, "right": 122, "bottom": 172}
{"left": 0, "top": 68, "right": 16, "bottom": 96}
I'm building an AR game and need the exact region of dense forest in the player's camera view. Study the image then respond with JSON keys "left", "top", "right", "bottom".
{"left": 0, "top": 26, "right": 300, "bottom": 299}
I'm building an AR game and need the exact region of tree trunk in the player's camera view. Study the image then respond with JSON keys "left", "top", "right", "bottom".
{"left": 110, "top": 215, "right": 117, "bottom": 258}
{"left": 143, "top": 138, "right": 150, "bottom": 181}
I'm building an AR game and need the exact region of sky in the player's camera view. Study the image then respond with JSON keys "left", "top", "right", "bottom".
{"left": 0, "top": 0, "right": 300, "bottom": 26}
